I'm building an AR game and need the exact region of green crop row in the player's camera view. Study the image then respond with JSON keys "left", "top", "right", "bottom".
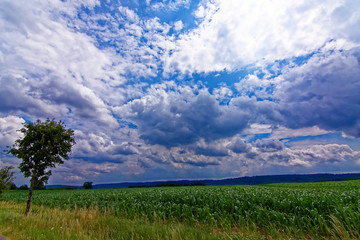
{"left": 2, "top": 180, "right": 360, "bottom": 238}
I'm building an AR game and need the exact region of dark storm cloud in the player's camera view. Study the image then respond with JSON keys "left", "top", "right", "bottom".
{"left": 170, "top": 154, "right": 221, "bottom": 167}
{"left": 39, "top": 79, "right": 96, "bottom": 111}
{"left": 193, "top": 144, "right": 229, "bottom": 157}
{"left": 108, "top": 144, "right": 137, "bottom": 155}
{"left": 0, "top": 75, "right": 50, "bottom": 115}
{"left": 227, "top": 137, "right": 249, "bottom": 153}
{"left": 122, "top": 89, "right": 249, "bottom": 147}
{"left": 255, "top": 139, "right": 284, "bottom": 152}
{"left": 230, "top": 96, "right": 281, "bottom": 124}
{"left": 0, "top": 74, "right": 116, "bottom": 127}
{"left": 275, "top": 49, "right": 360, "bottom": 137}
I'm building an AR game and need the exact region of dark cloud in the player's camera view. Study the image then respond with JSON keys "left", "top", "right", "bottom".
{"left": 230, "top": 96, "right": 281, "bottom": 124}
{"left": 275, "top": 49, "right": 360, "bottom": 137}
{"left": 0, "top": 75, "right": 51, "bottom": 115}
{"left": 255, "top": 139, "right": 284, "bottom": 152}
{"left": 108, "top": 144, "right": 137, "bottom": 155}
{"left": 39, "top": 79, "right": 96, "bottom": 112}
{"left": 193, "top": 146, "right": 228, "bottom": 157}
{"left": 170, "top": 154, "right": 220, "bottom": 167}
{"left": 0, "top": 74, "right": 116, "bottom": 127}
{"left": 227, "top": 137, "right": 249, "bottom": 153}
{"left": 123, "top": 89, "right": 249, "bottom": 147}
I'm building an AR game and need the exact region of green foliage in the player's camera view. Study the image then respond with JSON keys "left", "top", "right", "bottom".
{"left": 18, "top": 184, "right": 29, "bottom": 190}
{"left": 0, "top": 166, "right": 15, "bottom": 195}
{"left": 3, "top": 180, "right": 360, "bottom": 238}
{"left": 6, "top": 118, "right": 75, "bottom": 215}
{"left": 34, "top": 180, "right": 46, "bottom": 190}
{"left": 83, "top": 181, "right": 93, "bottom": 189}
{"left": 7, "top": 119, "right": 75, "bottom": 185}
{"left": 9, "top": 182, "right": 17, "bottom": 190}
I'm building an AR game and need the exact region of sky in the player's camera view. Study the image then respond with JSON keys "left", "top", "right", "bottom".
{"left": 1, "top": 0, "right": 360, "bottom": 186}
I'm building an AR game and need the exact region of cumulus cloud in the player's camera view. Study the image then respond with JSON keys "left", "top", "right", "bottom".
{"left": 0, "top": 116, "right": 25, "bottom": 147}
{"left": 173, "top": 20, "right": 184, "bottom": 31}
{"left": 274, "top": 47, "right": 360, "bottom": 137}
{"left": 192, "top": 139, "right": 229, "bottom": 157}
{"left": 2, "top": 0, "right": 360, "bottom": 184}
{"left": 148, "top": 0, "right": 191, "bottom": 11}
{"left": 226, "top": 136, "right": 250, "bottom": 154}
{"left": 255, "top": 139, "right": 285, "bottom": 153}
{"left": 164, "top": 0, "right": 360, "bottom": 74}
{"left": 231, "top": 140, "right": 360, "bottom": 171}
{"left": 170, "top": 139, "right": 360, "bottom": 177}
{"left": 52, "top": 159, "right": 121, "bottom": 184}
{"left": 116, "top": 83, "right": 249, "bottom": 147}
{"left": 266, "top": 144, "right": 360, "bottom": 167}
{"left": 65, "top": 2, "right": 173, "bottom": 83}
{"left": 72, "top": 129, "right": 140, "bottom": 163}
{"left": 0, "top": 0, "right": 120, "bottom": 127}
{"left": 213, "top": 86, "right": 233, "bottom": 103}
{"left": 270, "top": 126, "right": 330, "bottom": 140}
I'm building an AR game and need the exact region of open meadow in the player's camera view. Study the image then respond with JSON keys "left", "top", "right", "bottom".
{"left": 1, "top": 180, "right": 360, "bottom": 239}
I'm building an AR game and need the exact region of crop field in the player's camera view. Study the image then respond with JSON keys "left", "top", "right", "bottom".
{"left": 2, "top": 180, "right": 360, "bottom": 239}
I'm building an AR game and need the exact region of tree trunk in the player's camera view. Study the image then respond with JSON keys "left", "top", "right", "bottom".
{"left": 25, "top": 170, "right": 36, "bottom": 216}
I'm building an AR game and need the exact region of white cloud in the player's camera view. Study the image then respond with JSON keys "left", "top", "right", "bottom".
{"left": 270, "top": 126, "right": 330, "bottom": 140}
{"left": 213, "top": 86, "right": 233, "bottom": 103}
{"left": 2, "top": 0, "right": 360, "bottom": 184}
{"left": 247, "top": 142, "right": 360, "bottom": 169}
{"left": 173, "top": 20, "right": 184, "bottom": 31}
{"left": 0, "top": 0, "right": 120, "bottom": 127}
{"left": 150, "top": 0, "right": 191, "bottom": 11}
{"left": 0, "top": 116, "right": 25, "bottom": 147}
{"left": 242, "top": 124, "right": 272, "bottom": 135}
{"left": 52, "top": 159, "right": 121, "bottom": 184}
{"left": 164, "top": 0, "right": 360, "bottom": 74}
{"left": 235, "top": 74, "right": 274, "bottom": 99}
{"left": 119, "top": 6, "right": 140, "bottom": 23}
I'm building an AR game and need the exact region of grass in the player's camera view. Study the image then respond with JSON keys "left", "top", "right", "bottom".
{"left": 0, "top": 201, "right": 298, "bottom": 240}
{"left": 0, "top": 201, "right": 228, "bottom": 240}
{"left": 1, "top": 180, "right": 359, "bottom": 239}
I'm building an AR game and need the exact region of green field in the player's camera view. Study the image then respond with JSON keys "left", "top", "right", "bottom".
{"left": 1, "top": 180, "right": 360, "bottom": 239}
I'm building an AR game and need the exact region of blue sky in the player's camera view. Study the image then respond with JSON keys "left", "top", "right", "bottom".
{"left": 1, "top": 0, "right": 360, "bottom": 186}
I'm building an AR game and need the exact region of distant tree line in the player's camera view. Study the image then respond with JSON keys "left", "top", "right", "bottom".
{"left": 5, "top": 181, "right": 46, "bottom": 191}
{"left": 5, "top": 181, "right": 91, "bottom": 191}
{"left": 0, "top": 166, "right": 15, "bottom": 195}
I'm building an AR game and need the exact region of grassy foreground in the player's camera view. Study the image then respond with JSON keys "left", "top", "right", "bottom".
{"left": 1, "top": 180, "right": 360, "bottom": 239}
{"left": 0, "top": 201, "right": 220, "bottom": 240}
{"left": 0, "top": 201, "right": 280, "bottom": 240}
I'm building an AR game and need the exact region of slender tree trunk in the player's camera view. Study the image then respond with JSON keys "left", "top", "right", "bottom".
{"left": 25, "top": 170, "right": 36, "bottom": 216}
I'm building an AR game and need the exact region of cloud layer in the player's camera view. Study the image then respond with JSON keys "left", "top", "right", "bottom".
{"left": 1, "top": 0, "right": 360, "bottom": 185}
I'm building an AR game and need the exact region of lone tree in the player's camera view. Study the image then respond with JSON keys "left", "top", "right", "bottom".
{"left": 0, "top": 166, "right": 15, "bottom": 196}
{"left": 7, "top": 119, "right": 75, "bottom": 216}
{"left": 82, "top": 181, "right": 93, "bottom": 189}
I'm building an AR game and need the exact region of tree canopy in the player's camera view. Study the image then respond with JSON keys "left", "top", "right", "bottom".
{"left": 7, "top": 118, "right": 75, "bottom": 215}
{"left": 8, "top": 119, "right": 75, "bottom": 183}
{"left": 83, "top": 181, "right": 93, "bottom": 189}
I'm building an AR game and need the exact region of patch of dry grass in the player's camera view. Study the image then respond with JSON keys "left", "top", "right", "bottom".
{"left": 0, "top": 201, "right": 223, "bottom": 240}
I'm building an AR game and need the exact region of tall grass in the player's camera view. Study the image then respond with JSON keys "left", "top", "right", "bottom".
{"left": 2, "top": 180, "right": 360, "bottom": 239}
{"left": 0, "top": 201, "right": 227, "bottom": 240}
